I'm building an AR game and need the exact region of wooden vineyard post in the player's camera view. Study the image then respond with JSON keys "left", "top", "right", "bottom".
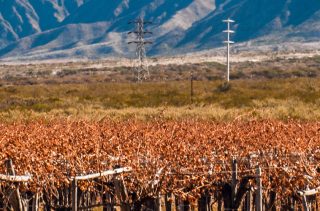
{"left": 217, "top": 198, "right": 222, "bottom": 211}
{"left": 231, "top": 158, "right": 238, "bottom": 209}
{"left": 181, "top": 200, "right": 190, "bottom": 211}
{"left": 5, "top": 159, "right": 23, "bottom": 211}
{"left": 198, "top": 193, "right": 211, "bottom": 211}
{"left": 255, "top": 166, "right": 262, "bottom": 211}
{"left": 72, "top": 179, "right": 78, "bottom": 211}
{"left": 298, "top": 186, "right": 320, "bottom": 211}
{"left": 113, "top": 178, "right": 130, "bottom": 211}
{"left": 68, "top": 167, "right": 131, "bottom": 211}
{"left": 302, "top": 195, "right": 309, "bottom": 211}
{"left": 157, "top": 195, "right": 166, "bottom": 211}
{"left": 165, "top": 193, "right": 173, "bottom": 211}
{"left": 32, "top": 193, "right": 39, "bottom": 211}
{"left": 244, "top": 189, "right": 252, "bottom": 211}
{"left": 245, "top": 156, "right": 252, "bottom": 211}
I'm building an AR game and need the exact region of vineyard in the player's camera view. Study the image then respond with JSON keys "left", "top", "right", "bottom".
{"left": 0, "top": 119, "right": 319, "bottom": 210}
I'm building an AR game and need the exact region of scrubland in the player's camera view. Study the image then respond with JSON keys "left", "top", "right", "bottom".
{"left": 0, "top": 78, "right": 319, "bottom": 121}
{"left": 0, "top": 56, "right": 319, "bottom": 121}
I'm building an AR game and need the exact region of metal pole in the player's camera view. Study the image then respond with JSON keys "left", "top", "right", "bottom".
{"left": 255, "top": 166, "right": 262, "bottom": 211}
{"left": 72, "top": 179, "right": 78, "bottom": 211}
{"left": 227, "top": 21, "right": 230, "bottom": 82}
{"left": 223, "top": 18, "right": 235, "bottom": 83}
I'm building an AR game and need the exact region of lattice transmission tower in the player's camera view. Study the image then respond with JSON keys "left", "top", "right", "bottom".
{"left": 128, "top": 17, "right": 153, "bottom": 82}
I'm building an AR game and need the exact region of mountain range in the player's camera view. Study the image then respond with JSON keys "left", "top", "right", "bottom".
{"left": 0, "top": 0, "right": 320, "bottom": 60}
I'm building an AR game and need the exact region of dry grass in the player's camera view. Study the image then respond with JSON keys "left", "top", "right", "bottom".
{"left": 0, "top": 56, "right": 319, "bottom": 122}
{"left": 1, "top": 94, "right": 319, "bottom": 122}
{"left": 0, "top": 79, "right": 320, "bottom": 121}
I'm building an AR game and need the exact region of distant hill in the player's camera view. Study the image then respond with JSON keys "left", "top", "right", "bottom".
{"left": 0, "top": 0, "right": 319, "bottom": 60}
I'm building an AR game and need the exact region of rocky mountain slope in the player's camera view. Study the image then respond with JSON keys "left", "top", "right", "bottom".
{"left": 0, "top": 0, "right": 319, "bottom": 60}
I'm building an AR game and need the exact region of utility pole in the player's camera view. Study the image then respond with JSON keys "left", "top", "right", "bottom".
{"left": 190, "top": 70, "right": 194, "bottom": 104}
{"left": 223, "top": 18, "right": 235, "bottom": 82}
{"left": 128, "top": 17, "right": 153, "bottom": 82}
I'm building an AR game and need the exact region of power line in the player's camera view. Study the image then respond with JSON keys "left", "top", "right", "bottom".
{"left": 128, "top": 17, "right": 153, "bottom": 82}
{"left": 223, "top": 18, "right": 235, "bottom": 82}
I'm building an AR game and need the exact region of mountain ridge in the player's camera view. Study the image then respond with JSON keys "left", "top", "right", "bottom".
{"left": 0, "top": 0, "right": 319, "bottom": 60}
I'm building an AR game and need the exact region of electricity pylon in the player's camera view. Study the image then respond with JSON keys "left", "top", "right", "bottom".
{"left": 223, "top": 18, "right": 235, "bottom": 82}
{"left": 128, "top": 17, "right": 153, "bottom": 82}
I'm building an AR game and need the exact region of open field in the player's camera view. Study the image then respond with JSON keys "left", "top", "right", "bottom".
{"left": 0, "top": 56, "right": 319, "bottom": 121}
{"left": 0, "top": 78, "right": 319, "bottom": 121}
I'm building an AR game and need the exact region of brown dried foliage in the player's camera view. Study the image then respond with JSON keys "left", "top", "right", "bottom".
{"left": 0, "top": 119, "right": 319, "bottom": 202}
